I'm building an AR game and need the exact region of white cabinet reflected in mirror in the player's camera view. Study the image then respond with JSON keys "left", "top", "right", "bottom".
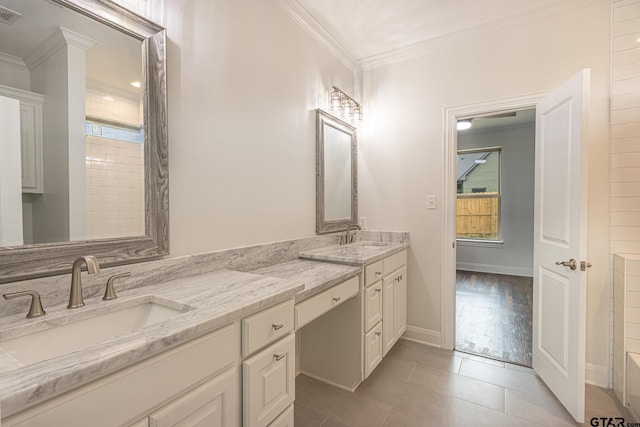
{"left": 316, "top": 109, "right": 357, "bottom": 234}
{"left": 0, "top": 0, "right": 168, "bottom": 283}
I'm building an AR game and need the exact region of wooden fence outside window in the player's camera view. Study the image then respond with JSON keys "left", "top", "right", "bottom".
{"left": 456, "top": 192, "right": 500, "bottom": 239}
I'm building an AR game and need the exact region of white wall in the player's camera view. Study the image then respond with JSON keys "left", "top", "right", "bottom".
{"left": 162, "top": 0, "right": 354, "bottom": 255}
{"left": 358, "top": 5, "right": 611, "bottom": 379}
{"left": 456, "top": 124, "right": 535, "bottom": 277}
{"left": 0, "top": 54, "right": 30, "bottom": 91}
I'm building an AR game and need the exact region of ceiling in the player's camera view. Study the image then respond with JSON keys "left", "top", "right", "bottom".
{"left": 282, "top": 0, "right": 611, "bottom": 68}
{"left": 461, "top": 109, "right": 536, "bottom": 133}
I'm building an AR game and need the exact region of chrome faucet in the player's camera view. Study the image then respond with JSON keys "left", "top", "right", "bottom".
{"left": 68, "top": 256, "right": 100, "bottom": 309}
{"left": 345, "top": 224, "right": 362, "bottom": 244}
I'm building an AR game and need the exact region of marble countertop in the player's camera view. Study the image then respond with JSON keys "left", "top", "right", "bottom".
{"left": 298, "top": 240, "right": 408, "bottom": 265}
{"left": 0, "top": 269, "right": 303, "bottom": 418}
{"left": 251, "top": 259, "right": 362, "bottom": 303}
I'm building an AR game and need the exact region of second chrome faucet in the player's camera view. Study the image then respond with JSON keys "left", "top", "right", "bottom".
{"left": 68, "top": 256, "right": 100, "bottom": 309}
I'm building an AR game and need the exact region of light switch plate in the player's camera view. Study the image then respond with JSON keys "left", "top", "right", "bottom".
{"left": 427, "top": 195, "right": 437, "bottom": 209}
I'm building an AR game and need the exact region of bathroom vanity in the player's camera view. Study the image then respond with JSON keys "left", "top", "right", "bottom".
{"left": 0, "top": 234, "right": 408, "bottom": 426}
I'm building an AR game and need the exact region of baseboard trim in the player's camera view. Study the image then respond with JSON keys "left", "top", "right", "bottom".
{"left": 586, "top": 363, "right": 609, "bottom": 388}
{"left": 402, "top": 325, "right": 441, "bottom": 348}
{"left": 456, "top": 262, "right": 533, "bottom": 277}
{"left": 298, "top": 370, "right": 359, "bottom": 393}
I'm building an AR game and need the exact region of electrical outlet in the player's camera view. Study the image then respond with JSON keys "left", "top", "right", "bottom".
{"left": 358, "top": 217, "right": 366, "bottom": 229}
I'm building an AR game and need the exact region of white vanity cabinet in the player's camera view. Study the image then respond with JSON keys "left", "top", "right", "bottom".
{"left": 241, "top": 300, "right": 296, "bottom": 427}
{"left": 2, "top": 297, "right": 299, "bottom": 427}
{"left": 363, "top": 249, "right": 407, "bottom": 376}
{"left": 0, "top": 85, "right": 44, "bottom": 194}
{"left": 2, "top": 324, "right": 240, "bottom": 427}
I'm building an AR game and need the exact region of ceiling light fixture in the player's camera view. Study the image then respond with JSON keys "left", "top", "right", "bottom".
{"left": 457, "top": 120, "right": 472, "bottom": 130}
{"left": 329, "top": 86, "right": 363, "bottom": 124}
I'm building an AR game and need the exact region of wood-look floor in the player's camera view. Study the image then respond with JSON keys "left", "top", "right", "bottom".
{"left": 294, "top": 340, "right": 630, "bottom": 426}
{"left": 455, "top": 270, "right": 533, "bottom": 366}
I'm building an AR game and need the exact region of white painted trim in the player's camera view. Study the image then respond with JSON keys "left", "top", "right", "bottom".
{"left": 298, "top": 370, "right": 359, "bottom": 393}
{"left": 402, "top": 325, "right": 441, "bottom": 348}
{"left": 456, "top": 262, "right": 533, "bottom": 278}
{"left": 586, "top": 363, "right": 610, "bottom": 388}
{"left": 272, "top": 0, "right": 356, "bottom": 72}
{"left": 442, "top": 93, "right": 547, "bottom": 351}
{"left": 457, "top": 239, "right": 504, "bottom": 248}
{"left": 356, "top": 0, "right": 611, "bottom": 71}
{"left": 25, "top": 27, "right": 96, "bottom": 71}
{"left": 0, "top": 52, "right": 26, "bottom": 68}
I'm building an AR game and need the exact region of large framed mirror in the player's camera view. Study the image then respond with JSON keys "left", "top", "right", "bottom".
{"left": 0, "top": 0, "right": 167, "bottom": 282}
{"left": 316, "top": 109, "right": 357, "bottom": 234}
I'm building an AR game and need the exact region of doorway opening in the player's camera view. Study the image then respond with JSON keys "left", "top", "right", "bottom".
{"left": 454, "top": 108, "right": 535, "bottom": 367}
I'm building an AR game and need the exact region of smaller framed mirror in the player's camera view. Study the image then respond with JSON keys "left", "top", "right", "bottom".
{"left": 316, "top": 109, "right": 357, "bottom": 234}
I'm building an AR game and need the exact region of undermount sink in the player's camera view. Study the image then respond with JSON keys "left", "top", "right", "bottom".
{"left": 0, "top": 296, "right": 193, "bottom": 370}
{"left": 350, "top": 241, "right": 392, "bottom": 250}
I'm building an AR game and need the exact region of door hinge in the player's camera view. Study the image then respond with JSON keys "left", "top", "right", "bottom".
{"left": 452, "top": 241, "right": 456, "bottom": 249}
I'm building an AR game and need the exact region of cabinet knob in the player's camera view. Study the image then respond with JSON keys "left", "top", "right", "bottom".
{"left": 272, "top": 323, "right": 284, "bottom": 330}
{"left": 273, "top": 353, "right": 286, "bottom": 361}
{"left": 332, "top": 297, "right": 341, "bottom": 303}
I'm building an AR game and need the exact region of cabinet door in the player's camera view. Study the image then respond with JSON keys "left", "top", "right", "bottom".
{"left": 394, "top": 267, "right": 407, "bottom": 339}
{"left": 364, "top": 283, "right": 383, "bottom": 331}
{"left": 364, "top": 322, "right": 383, "bottom": 378}
{"left": 243, "top": 334, "right": 295, "bottom": 427}
{"left": 148, "top": 367, "right": 238, "bottom": 427}
{"left": 267, "top": 405, "right": 294, "bottom": 427}
{"left": 382, "top": 275, "right": 395, "bottom": 356}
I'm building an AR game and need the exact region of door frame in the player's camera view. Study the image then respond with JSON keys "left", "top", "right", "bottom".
{"left": 441, "top": 92, "right": 548, "bottom": 350}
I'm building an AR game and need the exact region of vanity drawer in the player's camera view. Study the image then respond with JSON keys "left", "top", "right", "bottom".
{"left": 243, "top": 334, "right": 295, "bottom": 427}
{"left": 295, "top": 275, "right": 359, "bottom": 329}
{"left": 243, "top": 299, "right": 294, "bottom": 357}
{"left": 383, "top": 249, "right": 407, "bottom": 276}
{"left": 365, "top": 260, "right": 383, "bottom": 287}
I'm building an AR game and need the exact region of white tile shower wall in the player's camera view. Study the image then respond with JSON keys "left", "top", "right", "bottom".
{"left": 613, "top": 254, "right": 640, "bottom": 407}
{"left": 86, "top": 88, "right": 141, "bottom": 127}
{"left": 86, "top": 135, "right": 144, "bottom": 239}
{"left": 611, "top": 0, "right": 640, "bottom": 392}
{"left": 611, "top": 0, "right": 640, "bottom": 255}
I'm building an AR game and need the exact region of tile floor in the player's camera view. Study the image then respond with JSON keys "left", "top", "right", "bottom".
{"left": 294, "top": 339, "right": 633, "bottom": 426}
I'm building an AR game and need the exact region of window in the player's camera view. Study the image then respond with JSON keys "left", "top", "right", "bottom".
{"left": 456, "top": 147, "right": 501, "bottom": 240}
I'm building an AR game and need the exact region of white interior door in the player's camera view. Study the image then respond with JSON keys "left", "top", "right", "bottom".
{"left": 532, "top": 69, "right": 590, "bottom": 423}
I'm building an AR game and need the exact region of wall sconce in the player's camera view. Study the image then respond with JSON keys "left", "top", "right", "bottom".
{"left": 329, "top": 86, "right": 363, "bottom": 124}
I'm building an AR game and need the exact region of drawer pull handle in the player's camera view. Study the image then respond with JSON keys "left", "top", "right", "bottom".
{"left": 375, "top": 288, "right": 382, "bottom": 293}
{"left": 375, "top": 271, "right": 382, "bottom": 276}
{"left": 375, "top": 332, "right": 381, "bottom": 336}
{"left": 274, "top": 353, "right": 286, "bottom": 361}
{"left": 333, "top": 297, "right": 341, "bottom": 303}
{"left": 272, "top": 323, "right": 284, "bottom": 330}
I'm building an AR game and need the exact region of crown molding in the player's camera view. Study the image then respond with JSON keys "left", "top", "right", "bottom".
{"left": 356, "top": 0, "right": 612, "bottom": 71}
{"left": 0, "top": 52, "right": 26, "bottom": 68}
{"left": 25, "top": 26, "right": 97, "bottom": 70}
{"left": 272, "top": 0, "right": 356, "bottom": 71}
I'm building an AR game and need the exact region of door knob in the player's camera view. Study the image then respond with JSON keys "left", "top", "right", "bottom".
{"left": 555, "top": 259, "right": 577, "bottom": 270}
